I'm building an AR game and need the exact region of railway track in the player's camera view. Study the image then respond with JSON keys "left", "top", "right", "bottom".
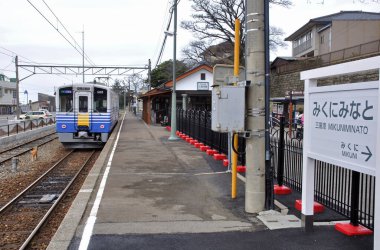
{"left": 0, "top": 149, "right": 95, "bottom": 249}
{"left": 0, "top": 132, "right": 57, "bottom": 165}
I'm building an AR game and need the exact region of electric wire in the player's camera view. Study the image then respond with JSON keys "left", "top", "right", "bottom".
{"left": 0, "top": 50, "right": 15, "bottom": 58}
{"left": 154, "top": 11, "right": 174, "bottom": 68}
{"left": 1, "top": 61, "right": 14, "bottom": 71}
{"left": 26, "top": 0, "right": 95, "bottom": 66}
{"left": 154, "top": 0, "right": 182, "bottom": 68}
{"left": 0, "top": 46, "right": 73, "bottom": 81}
{"left": 153, "top": 0, "right": 174, "bottom": 68}
{"left": 41, "top": 0, "right": 96, "bottom": 66}
{"left": 152, "top": 0, "right": 171, "bottom": 63}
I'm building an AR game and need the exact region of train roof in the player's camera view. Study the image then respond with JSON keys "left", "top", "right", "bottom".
{"left": 57, "top": 83, "right": 111, "bottom": 90}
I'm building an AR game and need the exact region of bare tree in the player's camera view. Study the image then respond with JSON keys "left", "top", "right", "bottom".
{"left": 181, "top": 0, "right": 292, "bottom": 64}
{"left": 127, "top": 73, "right": 145, "bottom": 93}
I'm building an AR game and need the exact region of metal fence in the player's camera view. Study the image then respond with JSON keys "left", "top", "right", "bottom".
{"left": 173, "top": 109, "right": 375, "bottom": 230}
{"left": 176, "top": 109, "right": 245, "bottom": 165}
{"left": 0, "top": 117, "right": 56, "bottom": 138}
{"left": 271, "top": 117, "right": 375, "bottom": 230}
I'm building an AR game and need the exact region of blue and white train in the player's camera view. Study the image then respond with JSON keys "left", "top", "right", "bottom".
{"left": 55, "top": 83, "right": 119, "bottom": 148}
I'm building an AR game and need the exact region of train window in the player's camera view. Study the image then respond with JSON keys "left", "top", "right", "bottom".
{"left": 94, "top": 88, "right": 107, "bottom": 112}
{"left": 79, "top": 96, "right": 88, "bottom": 112}
{"left": 59, "top": 87, "right": 73, "bottom": 112}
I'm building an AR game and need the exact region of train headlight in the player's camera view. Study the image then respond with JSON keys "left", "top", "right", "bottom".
{"left": 61, "top": 124, "right": 67, "bottom": 129}
{"left": 100, "top": 125, "right": 105, "bottom": 129}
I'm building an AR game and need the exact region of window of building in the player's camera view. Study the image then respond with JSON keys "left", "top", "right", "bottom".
{"left": 201, "top": 73, "right": 206, "bottom": 80}
{"left": 320, "top": 35, "right": 324, "bottom": 44}
{"left": 0, "top": 87, "right": 2, "bottom": 97}
{"left": 13, "top": 90, "right": 16, "bottom": 98}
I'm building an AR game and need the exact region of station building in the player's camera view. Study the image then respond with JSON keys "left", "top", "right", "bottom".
{"left": 140, "top": 64, "right": 213, "bottom": 125}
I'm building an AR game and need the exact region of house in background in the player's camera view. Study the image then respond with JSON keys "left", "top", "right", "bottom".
{"left": 285, "top": 11, "right": 380, "bottom": 58}
{"left": 140, "top": 64, "right": 213, "bottom": 125}
{"left": 38, "top": 93, "right": 56, "bottom": 112}
{"left": 270, "top": 10, "right": 380, "bottom": 120}
{"left": 0, "top": 74, "right": 17, "bottom": 115}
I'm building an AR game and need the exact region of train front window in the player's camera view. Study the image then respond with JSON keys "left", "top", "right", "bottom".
{"left": 94, "top": 88, "right": 107, "bottom": 112}
{"left": 79, "top": 96, "right": 88, "bottom": 112}
{"left": 59, "top": 87, "right": 73, "bottom": 112}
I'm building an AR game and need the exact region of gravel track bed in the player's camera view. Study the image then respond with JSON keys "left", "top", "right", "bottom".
{"left": 0, "top": 139, "right": 100, "bottom": 249}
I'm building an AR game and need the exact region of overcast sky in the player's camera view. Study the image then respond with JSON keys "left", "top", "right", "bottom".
{"left": 0, "top": 0, "right": 379, "bottom": 103}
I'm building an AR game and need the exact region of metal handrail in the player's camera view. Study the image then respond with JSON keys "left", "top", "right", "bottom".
{"left": 0, "top": 117, "right": 56, "bottom": 138}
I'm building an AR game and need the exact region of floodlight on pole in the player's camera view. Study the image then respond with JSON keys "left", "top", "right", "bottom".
{"left": 164, "top": 30, "right": 174, "bottom": 36}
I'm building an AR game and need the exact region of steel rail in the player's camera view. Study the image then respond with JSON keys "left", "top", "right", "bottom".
{"left": 0, "top": 150, "right": 74, "bottom": 214}
{"left": 0, "top": 133, "right": 57, "bottom": 164}
{"left": 19, "top": 150, "right": 95, "bottom": 250}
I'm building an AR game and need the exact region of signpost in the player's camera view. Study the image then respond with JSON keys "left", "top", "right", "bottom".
{"left": 308, "top": 82, "right": 377, "bottom": 175}
{"left": 301, "top": 56, "right": 380, "bottom": 249}
{"left": 197, "top": 82, "right": 209, "bottom": 90}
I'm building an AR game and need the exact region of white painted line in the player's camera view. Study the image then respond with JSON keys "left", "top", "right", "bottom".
{"left": 237, "top": 173, "right": 246, "bottom": 183}
{"left": 78, "top": 112, "right": 126, "bottom": 250}
{"left": 79, "top": 189, "right": 93, "bottom": 193}
{"left": 194, "top": 171, "right": 229, "bottom": 176}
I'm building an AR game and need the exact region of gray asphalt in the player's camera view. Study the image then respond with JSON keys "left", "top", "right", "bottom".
{"left": 70, "top": 227, "right": 372, "bottom": 250}
{"left": 66, "top": 112, "right": 373, "bottom": 250}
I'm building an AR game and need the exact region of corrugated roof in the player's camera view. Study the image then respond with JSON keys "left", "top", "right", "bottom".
{"left": 285, "top": 11, "right": 380, "bottom": 41}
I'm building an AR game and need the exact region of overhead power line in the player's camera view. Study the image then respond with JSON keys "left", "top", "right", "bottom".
{"left": 26, "top": 0, "right": 95, "bottom": 66}
{"left": 0, "top": 50, "right": 15, "bottom": 58}
{"left": 41, "top": 0, "right": 96, "bottom": 66}
{"left": 154, "top": 6, "right": 174, "bottom": 68}
{"left": 0, "top": 46, "right": 73, "bottom": 81}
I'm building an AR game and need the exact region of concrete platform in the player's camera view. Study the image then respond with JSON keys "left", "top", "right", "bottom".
{"left": 47, "top": 112, "right": 373, "bottom": 250}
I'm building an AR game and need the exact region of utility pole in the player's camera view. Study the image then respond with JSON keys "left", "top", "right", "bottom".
{"left": 148, "top": 59, "right": 152, "bottom": 91}
{"left": 168, "top": 0, "right": 178, "bottom": 140}
{"left": 15, "top": 55, "right": 20, "bottom": 119}
{"left": 245, "top": 0, "right": 266, "bottom": 213}
{"left": 82, "top": 26, "right": 85, "bottom": 83}
{"left": 263, "top": 0, "right": 273, "bottom": 210}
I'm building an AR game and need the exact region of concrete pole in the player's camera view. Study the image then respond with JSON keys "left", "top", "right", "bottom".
{"left": 168, "top": 0, "right": 178, "bottom": 140}
{"left": 182, "top": 94, "right": 188, "bottom": 110}
{"left": 15, "top": 55, "right": 20, "bottom": 119}
{"left": 148, "top": 59, "right": 152, "bottom": 91}
{"left": 124, "top": 89, "right": 126, "bottom": 111}
{"left": 245, "top": 0, "right": 266, "bottom": 213}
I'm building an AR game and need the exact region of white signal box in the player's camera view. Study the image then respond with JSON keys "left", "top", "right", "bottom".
{"left": 211, "top": 85, "right": 245, "bottom": 132}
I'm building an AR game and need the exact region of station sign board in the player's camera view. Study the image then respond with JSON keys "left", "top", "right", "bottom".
{"left": 197, "top": 82, "right": 209, "bottom": 90}
{"left": 301, "top": 56, "right": 380, "bottom": 249}
{"left": 308, "top": 82, "right": 378, "bottom": 176}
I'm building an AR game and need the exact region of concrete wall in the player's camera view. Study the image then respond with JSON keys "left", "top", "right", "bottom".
{"left": 271, "top": 55, "right": 379, "bottom": 98}
{"left": 318, "top": 27, "right": 331, "bottom": 55}
{"left": 0, "top": 81, "right": 16, "bottom": 105}
{"left": 332, "top": 20, "right": 380, "bottom": 52}
{"left": 176, "top": 69, "right": 213, "bottom": 91}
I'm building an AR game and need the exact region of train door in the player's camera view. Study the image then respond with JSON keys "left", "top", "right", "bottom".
{"left": 74, "top": 91, "right": 92, "bottom": 130}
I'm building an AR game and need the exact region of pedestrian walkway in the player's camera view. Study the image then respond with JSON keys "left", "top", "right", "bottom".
{"left": 49, "top": 112, "right": 373, "bottom": 250}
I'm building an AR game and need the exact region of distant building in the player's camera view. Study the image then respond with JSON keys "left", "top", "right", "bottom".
{"left": 0, "top": 74, "right": 16, "bottom": 115}
{"left": 285, "top": 11, "right": 380, "bottom": 58}
{"left": 38, "top": 93, "right": 56, "bottom": 112}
